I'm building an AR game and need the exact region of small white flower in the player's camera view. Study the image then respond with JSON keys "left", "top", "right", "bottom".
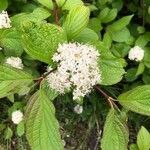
{"left": 47, "top": 42, "right": 101, "bottom": 100}
{"left": 0, "top": 11, "right": 11, "bottom": 29}
{"left": 11, "top": 110, "right": 23, "bottom": 124}
{"left": 5, "top": 57, "right": 23, "bottom": 69}
{"left": 0, "top": 47, "right": 2, "bottom": 50}
{"left": 128, "top": 46, "right": 144, "bottom": 61}
{"left": 74, "top": 104, "right": 83, "bottom": 114}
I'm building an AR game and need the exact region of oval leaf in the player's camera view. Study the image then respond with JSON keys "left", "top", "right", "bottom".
{"left": 22, "top": 22, "right": 66, "bottom": 64}
{"left": 118, "top": 85, "right": 150, "bottom": 116}
{"left": 37, "top": 0, "right": 53, "bottom": 9}
{"left": 63, "top": 5, "right": 90, "bottom": 40}
{"left": 137, "top": 126, "right": 150, "bottom": 150}
{"left": 98, "top": 46, "right": 125, "bottom": 85}
{"left": 101, "top": 109, "right": 129, "bottom": 150}
{"left": 0, "top": 28, "right": 23, "bottom": 56}
{"left": 25, "top": 89, "right": 63, "bottom": 150}
{"left": 0, "top": 65, "right": 33, "bottom": 98}
{"left": 108, "top": 15, "right": 133, "bottom": 31}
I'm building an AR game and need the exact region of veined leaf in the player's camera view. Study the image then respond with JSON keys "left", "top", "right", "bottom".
{"left": 75, "top": 28, "right": 99, "bottom": 43}
{"left": 25, "top": 89, "right": 63, "bottom": 150}
{"left": 11, "top": 7, "right": 51, "bottom": 30}
{"left": 108, "top": 27, "right": 131, "bottom": 42}
{"left": 97, "top": 43, "right": 126, "bottom": 85}
{"left": 22, "top": 22, "right": 66, "bottom": 64}
{"left": 101, "top": 109, "right": 129, "bottom": 150}
{"left": 62, "top": 0, "right": 83, "bottom": 10}
{"left": 88, "top": 18, "right": 103, "bottom": 33}
{"left": 108, "top": 15, "right": 133, "bottom": 31}
{"left": 17, "top": 121, "right": 25, "bottom": 137}
{"left": 0, "top": 65, "right": 33, "bottom": 98}
{"left": 135, "top": 32, "right": 150, "bottom": 47}
{"left": 4, "top": 127, "right": 13, "bottom": 140}
{"left": 137, "top": 126, "right": 150, "bottom": 150}
{"left": 0, "top": 28, "right": 23, "bottom": 56}
{"left": 63, "top": 5, "right": 90, "bottom": 40}
{"left": 37, "top": 0, "right": 53, "bottom": 10}
{"left": 99, "top": 8, "right": 117, "bottom": 23}
{"left": 103, "top": 32, "right": 112, "bottom": 49}
{"left": 118, "top": 85, "right": 150, "bottom": 116}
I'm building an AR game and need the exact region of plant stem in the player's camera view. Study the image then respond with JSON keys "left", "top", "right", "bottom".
{"left": 35, "top": 67, "right": 57, "bottom": 85}
{"left": 94, "top": 85, "right": 119, "bottom": 110}
{"left": 52, "top": 0, "right": 60, "bottom": 25}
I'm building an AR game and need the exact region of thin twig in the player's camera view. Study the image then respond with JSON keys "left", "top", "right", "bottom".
{"left": 94, "top": 114, "right": 102, "bottom": 150}
{"left": 94, "top": 130, "right": 102, "bottom": 150}
{"left": 35, "top": 67, "right": 57, "bottom": 85}
{"left": 94, "top": 85, "right": 120, "bottom": 111}
{"left": 94, "top": 85, "right": 114, "bottom": 109}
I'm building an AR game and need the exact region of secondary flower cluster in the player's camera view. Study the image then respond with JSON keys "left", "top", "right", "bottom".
{"left": 5, "top": 57, "right": 24, "bottom": 69}
{"left": 11, "top": 110, "right": 23, "bottom": 124}
{"left": 0, "top": 11, "right": 11, "bottom": 29}
{"left": 128, "top": 46, "right": 144, "bottom": 62}
{"left": 47, "top": 42, "right": 101, "bottom": 100}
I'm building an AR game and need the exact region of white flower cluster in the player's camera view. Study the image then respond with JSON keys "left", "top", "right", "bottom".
{"left": 5, "top": 57, "right": 23, "bottom": 69}
{"left": 47, "top": 42, "right": 101, "bottom": 100}
{"left": 128, "top": 46, "right": 144, "bottom": 62}
{"left": 74, "top": 104, "right": 83, "bottom": 114}
{"left": 0, "top": 11, "right": 11, "bottom": 29}
{"left": 11, "top": 110, "right": 23, "bottom": 124}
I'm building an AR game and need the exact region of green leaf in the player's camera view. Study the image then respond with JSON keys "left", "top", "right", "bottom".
{"left": 37, "top": 0, "right": 53, "bottom": 10}
{"left": 62, "top": 0, "right": 83, "bottom": 10}
{"left": 108, "top": 15, "right": 133, "bottom": 31}
{"left": 17, "top": 121, "right": 25, "bottom": 137}
{"left": 125, "top": 68, "right": 137, "bottom": 82}
{"left": 75, "top": 28, "right": 99, "bottom": 43}
{"left": 41, "top": 80, "right": 59, "bottom": 100}
{"left": 98, "top": 7, "right": 110, "bottom": 21}
{"left": 22, "top": 22, "right": 66, "bottom": 64}
{"left": 118, "top": 85, "right": 150, "bottom": 116}
{"left": 109, "top": 27, "right": 131, "bottom": 42}
{"left": 130, "top": 144, "right": 139, "bottom": 150}
{"left": 7, "top": 94, "right": 15, "bottom": 103}
{"left": 4, "top": 127, "right": 13, "bottom": 140}
{"left": 0, "top": 0, "right": 8, "bottom": 10}
{"left": 97, "top": 45, "right": 125, "bottom": 85}
{"left": 136, "top": 62, "right": 145, "bottom": 76}
{"left": 111, "top": 43, "right": 130, "bottom": 58}
{"left": 0, "top": 28, "right": 23, "bottom": 56}
{"left": 104, "top": 9, "right": 117, "bottom": 23}
{"left": 11, "top": 7, "right": 51, "bottom": 30}
{"left": 135, "top": 32, "right": 150, "bottom": 48}
{"left": 144, "top": 47, "right": 150, "bottom": 68}
{"left": 99, "top": 8, "right": 117, "bottom": 23}
{"left": 63, "top": 5, "right": 90, "bottom": 40}
{"left": 88, "top": 18, "right": 102, "bottom": 33}
{"left": 137, "top": 126, "right": 150, "bottom": 150}
{"left": 55, "top": 0, "right": 66, "bottom": 7}
{"left": 0, "top": 64, "right": 33, "bottom": 98}
{"left": 25, "top": 89, "right": 63, "bottom": 150}
{"left": 101, "top": 109, "right": 129, "bottom": 150}
{"left": 137, "top": 26, "right": 145, "bottom": 34}
{"left": 112, "top": 0, "right": 123, "bottom": 11}
{"left": 103, "top": 32, "right": 112, "bottom": 49}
